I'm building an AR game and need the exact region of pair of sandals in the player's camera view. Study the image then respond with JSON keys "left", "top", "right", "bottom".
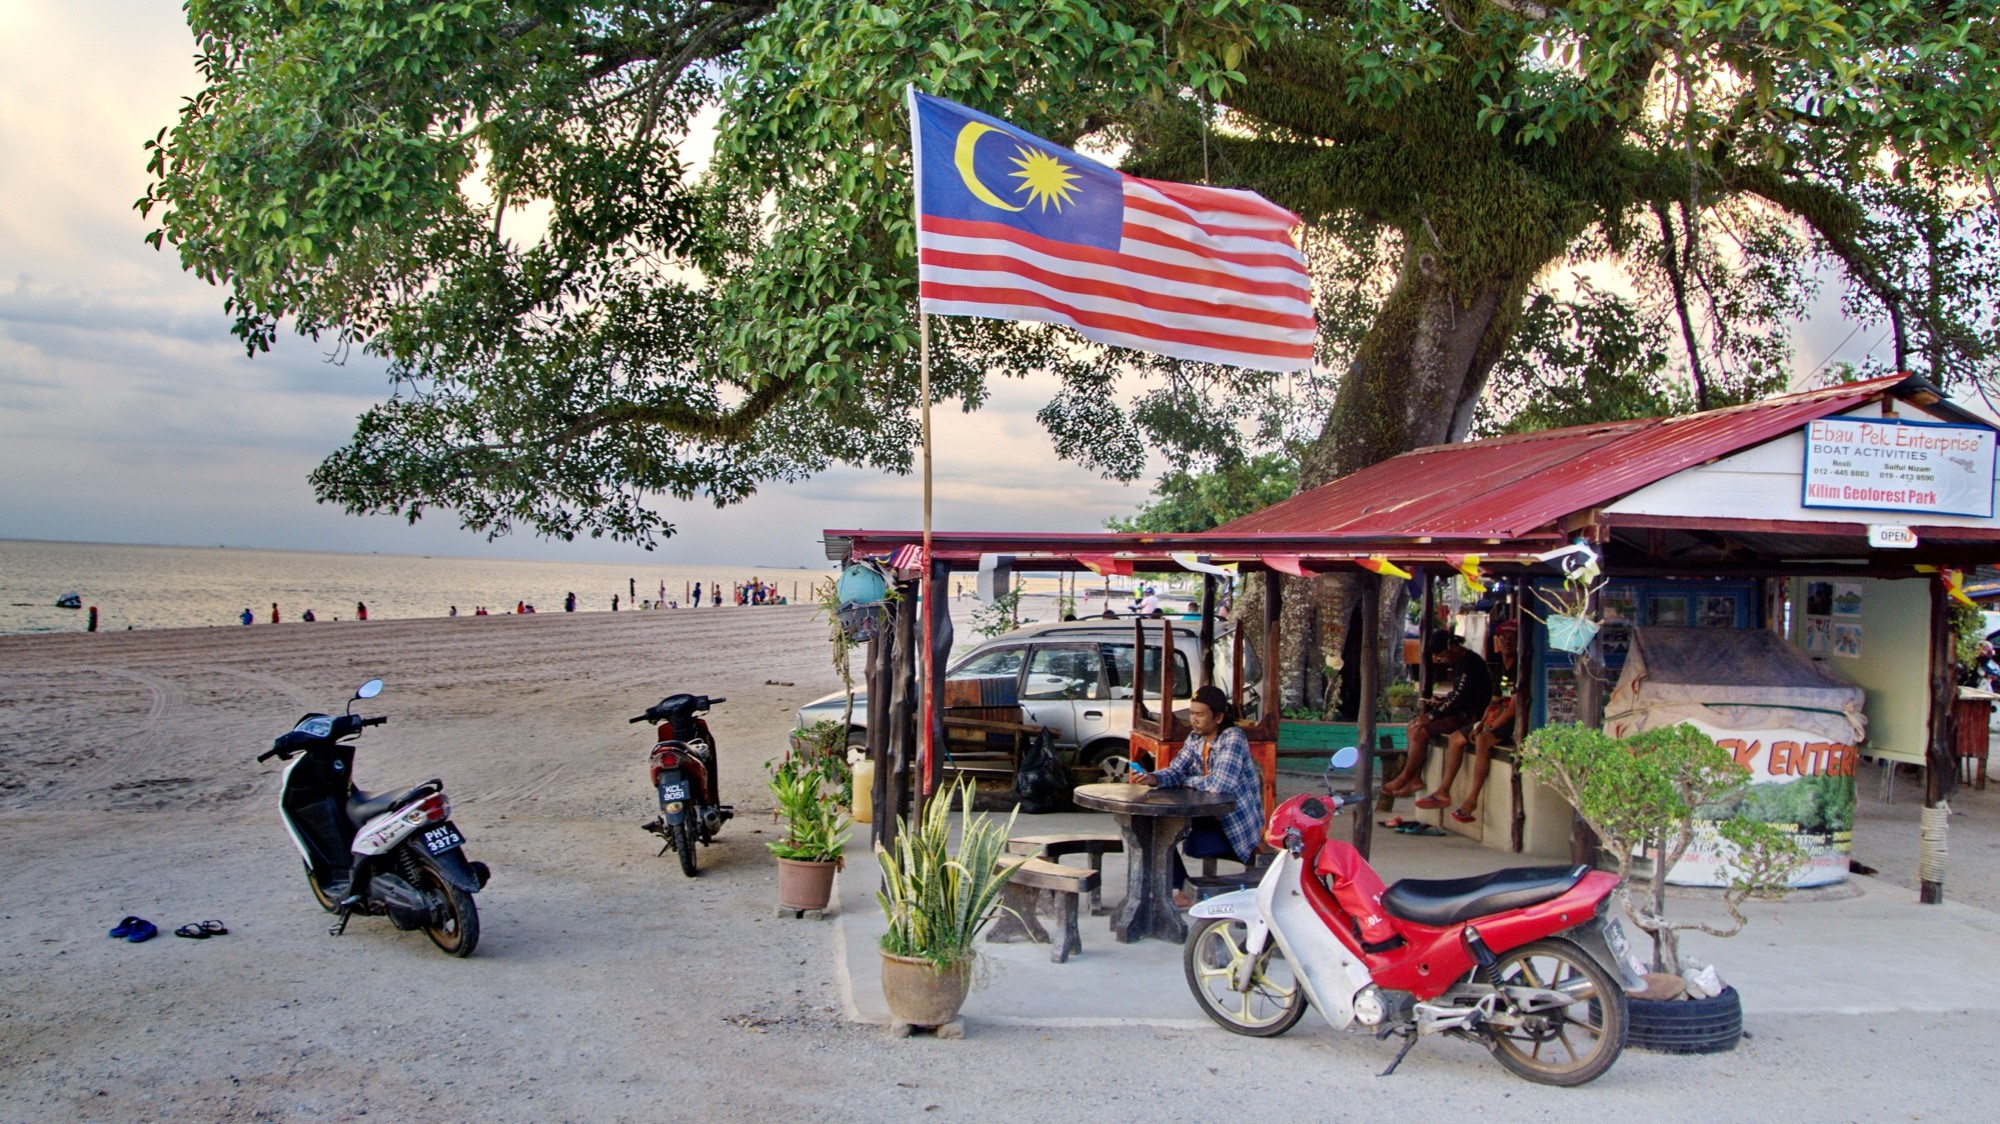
{"left": 174, "top": 920, "right": 229, "bottom": 940}
{"left": 1413, "top": 794, "right": 1478, "bottom": 824}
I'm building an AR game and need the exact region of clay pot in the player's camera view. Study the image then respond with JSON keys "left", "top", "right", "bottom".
{"left": 879, "top": 952, "right": 972, "bottom": 1027}
{"left": 775, "top": 857, "right": 837, "bottom": 911}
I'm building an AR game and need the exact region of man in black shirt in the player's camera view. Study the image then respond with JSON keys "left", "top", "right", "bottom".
{"left": 1382, "top": 629, "right": 1494, "bottom": 798}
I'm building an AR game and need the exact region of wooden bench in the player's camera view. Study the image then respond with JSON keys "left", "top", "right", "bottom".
{"left": 1005, "top": 831, "right": 1123, "bottom": 915}
{"left": 985, "top": 856, "right": 1098, "bottom": 963}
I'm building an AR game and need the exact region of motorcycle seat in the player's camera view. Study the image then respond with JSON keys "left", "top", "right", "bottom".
{"left": 1379, "top": 865, "right": 1587, "bottom": 928}
{"left": 347, "top": 780, "right": 440, "bottom": 825}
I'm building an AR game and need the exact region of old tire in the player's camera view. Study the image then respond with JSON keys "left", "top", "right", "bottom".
{"left": 672, "top": 821, "right": 699, "bottom": 878}
{"left": 1624, "top": 986, "right": 1742, "bottom": 1054}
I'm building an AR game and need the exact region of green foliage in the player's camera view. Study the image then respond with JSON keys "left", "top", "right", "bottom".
{"left": 875, "top": 780, "right": 1019, "bottom": 969}
{"left": 1520, "top": 722, "right": 1808, "bottom": 974}
{"left": 141, "top": 2, "right": 2000, "bottom": 543}
{"left": 970, "top": 585, "right": 1026, "bottom": 639}
{"left": 1951, "top": 600, "right": 1987, "bottom": 669}
{"left": 766, "top": 751, "right": 852, "bottom": 862}
{"left": 1105, "top": 451, "right": 1297, "bottom": 533}
{"left": 1722, "top": 772, "right": 1855, "bottom": 835}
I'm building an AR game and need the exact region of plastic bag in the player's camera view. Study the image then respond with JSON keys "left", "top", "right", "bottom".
{"left": 1012, "top": 729, "right": 1068, "bottom": 814}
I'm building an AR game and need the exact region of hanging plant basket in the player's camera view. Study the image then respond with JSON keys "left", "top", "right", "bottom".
{"left": 1547, "top": 613, "right": 1601, "bottom": 654}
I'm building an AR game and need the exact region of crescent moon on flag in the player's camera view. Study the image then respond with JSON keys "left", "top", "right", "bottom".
{"left": 953, "top": 123, "right": 1024, "bottom": 212}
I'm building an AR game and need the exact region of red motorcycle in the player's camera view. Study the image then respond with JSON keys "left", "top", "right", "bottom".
{"left": 632, "top": 694, "right": 731, "bottom": 877}
{"left": 1184, "top": 748, "right": 1642, "bottom": 1086}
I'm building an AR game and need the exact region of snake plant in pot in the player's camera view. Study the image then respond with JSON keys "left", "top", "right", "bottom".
{"left": 875, "top": 780, "right": 1019, "bottom": 1032}
{"left": 767, "top": 754, "right": 851, "bottom": 912}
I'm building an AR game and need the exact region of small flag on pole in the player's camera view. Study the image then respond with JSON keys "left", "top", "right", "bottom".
{"left": 909, "top": 91, "right": 1315, "bottom": 372}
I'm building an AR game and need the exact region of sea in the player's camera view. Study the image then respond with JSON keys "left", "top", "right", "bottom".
{"left": 0, "top": 539, "right": 834, "bottom": 636}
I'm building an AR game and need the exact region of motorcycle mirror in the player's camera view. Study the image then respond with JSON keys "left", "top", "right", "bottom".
{"left": 1328, "top": 746, "right": 1360, "bottom": 770}
{"left": 354, "top": 678, "right": 384, "bottom": 700}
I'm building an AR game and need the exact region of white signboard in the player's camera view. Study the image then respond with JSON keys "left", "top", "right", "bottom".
{"left": 1803, "top": 418, "right": 1997, "bottom": 517}
{"left": 1867, "top": 525, "right": 1918, "bottom": 549}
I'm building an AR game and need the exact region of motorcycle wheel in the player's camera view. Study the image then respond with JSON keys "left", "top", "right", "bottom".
{"left": 304, "top": 863, "right": 338, "bottom": 913}
{"left": 1482, "top": 938, "right": 1625, "bottom": 1086}
{"left": 410, "top": 856, "right": 480, "bottom": 957}
{"left": 1183, "top": 917, "right": 1307, "bottom": 1037}
{"left": 672, "top": 821, "right": 699, "bottom": 878}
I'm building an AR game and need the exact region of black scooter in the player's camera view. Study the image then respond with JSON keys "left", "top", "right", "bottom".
{"left": 634, "top": 693, "right": 732, "bottom": 876}
{"left": 258, "top": 679, "right": 490, "bottom": 956}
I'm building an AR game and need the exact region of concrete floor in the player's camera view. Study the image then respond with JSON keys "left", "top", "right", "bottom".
{"left": 836, "top": 768, "right": 2000, "bottom": 1028}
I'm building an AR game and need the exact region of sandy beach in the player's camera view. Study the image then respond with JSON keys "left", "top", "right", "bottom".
{"left": 3, "top": 610, "right": 1996, "bottom": 1122}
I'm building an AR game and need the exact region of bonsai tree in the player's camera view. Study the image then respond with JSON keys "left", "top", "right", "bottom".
{"left": 1519, "top": 722, "right": 1805, "bottom": 978}
{"left": 876, "top": 780, "right": 1019, "bottom": 971}
{"left": 766, "top": 752, "right": 852, "bottom": 865}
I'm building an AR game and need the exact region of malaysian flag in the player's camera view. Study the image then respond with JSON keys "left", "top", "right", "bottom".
{"left": 908, "top": 91, "right": 1315, "bottom": 372}
{"left": 886, "top": 543, "right": 925, "bottom": 572}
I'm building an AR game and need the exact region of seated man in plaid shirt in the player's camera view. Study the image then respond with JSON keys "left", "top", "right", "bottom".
{"left": 1131, "top": 684, "right": 1264, "bottom": 909}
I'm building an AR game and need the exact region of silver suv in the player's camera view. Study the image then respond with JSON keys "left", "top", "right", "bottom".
{"left": 793, "top": 618, "right": 1256, "bottom": 768}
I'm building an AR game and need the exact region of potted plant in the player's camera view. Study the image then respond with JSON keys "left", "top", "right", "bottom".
{"left": 1382, "top": 681, "right": 1419, "bottom": 722}
{"left": 1519, "top": 722, "right": 1805, "bottom": 1053}
{"left": 767, "top": 753, "right": 851, "bottom": 912}
{"left": 875, "top": 779, "right": 1019, "bottom": 1034}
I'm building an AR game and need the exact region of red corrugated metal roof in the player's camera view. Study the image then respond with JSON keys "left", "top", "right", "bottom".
{"left": 1215, "top": 374, "right": 1960, "bottom": 539}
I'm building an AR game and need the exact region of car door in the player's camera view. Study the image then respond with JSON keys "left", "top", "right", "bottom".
{"left": 1018, "top": 644, "right": 1106, "bottom": 750}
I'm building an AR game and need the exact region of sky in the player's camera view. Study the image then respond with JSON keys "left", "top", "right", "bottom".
{"left": 0, "top": 2, "right": 1909, "bottom": 569}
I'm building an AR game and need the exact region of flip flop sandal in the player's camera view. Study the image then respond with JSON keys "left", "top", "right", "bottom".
{"left": 1414, "top": 795, "right": 1450, "bottom": 810}
{"left": 108, "top": 916, "right": 146, "bottom": 939}
{"left": 199, "top": 920, "right": 228, "bottom": 936}
{"left": 1377, "top": 817, "right": 1405, "bottom": 829}
{"left": 123, "top": 919, "right": 158, "bottom": 943}
{"left": 1451, "top": 809, "right": 1477, "bottom": 824}
{"left": 175, "top": 923, "right": 211, "bottom": 939}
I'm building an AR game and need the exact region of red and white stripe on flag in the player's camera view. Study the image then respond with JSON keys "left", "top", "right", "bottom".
{"left": 909, "top": 91, "right": 1315, "bottom": 373}
{"left": 887, "top": 543, "right": 924, "bottom": 572}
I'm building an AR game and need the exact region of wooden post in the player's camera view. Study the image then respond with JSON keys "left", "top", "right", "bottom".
{"left": 1922, "top": 577, "right": 1957, "bottom": 904}
{"left": 1569, "top": 577, "right": 1606, "bottom": 868}
{"left": 1509, "top": 582, "right": 1531, "bottom": 854}
{"left": 867, "top": 615, "right": 894, "bottom": 854}
{"left": 925, "top": 558, "right": 952, "bottom": 800}
{"left": 1199, "top": 575, "right": 1217, "bottom": 689}
{"left": 1354, "top": 572, "right": 1380, "bottom": 861}
{"left": 1263, "top": 571, "right": 1282, "bottom": 734}
{"left": 885, "top": 582, "right": 918, "bottom": 835}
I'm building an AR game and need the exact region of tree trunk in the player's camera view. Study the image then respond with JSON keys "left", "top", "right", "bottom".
{"left": 1277, "top": 250, "right": 1528, "bottom": 711}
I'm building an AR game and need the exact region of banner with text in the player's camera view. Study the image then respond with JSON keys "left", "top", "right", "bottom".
{"left": 1802, "top": 418, "right": 1996, "bottom": 518}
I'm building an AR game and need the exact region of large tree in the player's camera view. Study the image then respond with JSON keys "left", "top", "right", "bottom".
{"left": 143, "top": 1, "right": 2000, "bottom": 561}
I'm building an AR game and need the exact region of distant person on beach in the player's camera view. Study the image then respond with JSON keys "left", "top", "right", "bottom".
{"left": 87, "top": 606, "right": 98, "bottom": 632}
{"left": 356, "top": 602, "right": 368, "bottom": 621}
{"left": 240, "top": 608, "right": 253, "bottom": 626}
{"left": 270, "top": 603, "right": 280, "bottom": 624}
{"left": 302, "top": 609, "right": 316, "bottom": 622}
{"left": 475, "top": 606, "right": 488, "bottom": 616}
{"left": 691, "top": 583, "right": 701, "bottom": 608}
{"left": 449, "top": 605, "right": 458, "bottom": 617}
{"left": 612, "top": 594, "right": 619, "bottom": 611}
{"left": 517, "top": 601, "right": 526, "bottom": 614}
{"left": 565, "top": 591, "right": 576, "bottom": 612}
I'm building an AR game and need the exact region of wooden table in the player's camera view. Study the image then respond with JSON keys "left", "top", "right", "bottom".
{"left": 1072, "top": 783, "right": 1235, "bottom": 944}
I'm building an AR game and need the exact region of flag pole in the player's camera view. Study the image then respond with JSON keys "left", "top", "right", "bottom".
{"left": 919, "top": 310, "right": 936, "bottom": 800}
